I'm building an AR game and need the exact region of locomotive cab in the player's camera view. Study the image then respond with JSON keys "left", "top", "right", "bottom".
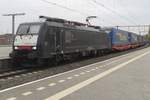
{"left": 10, "top": 22, "right": 43, "bottom": 62}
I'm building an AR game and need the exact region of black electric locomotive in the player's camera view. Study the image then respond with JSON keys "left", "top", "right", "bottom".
{"left": 10, "top": 16, "right": 111, "bottom": 65}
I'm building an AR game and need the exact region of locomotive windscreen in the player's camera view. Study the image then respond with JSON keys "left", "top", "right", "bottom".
{"left": 17, "top": 24, "right": 41, "bottom": 34}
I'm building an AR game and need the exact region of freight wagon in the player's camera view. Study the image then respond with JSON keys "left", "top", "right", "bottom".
{"left": 137, "top": 35, "right": 147, "bottom": 46}
{"left": 129, "top": 32, "right": 139, "bottom": 48}
{"left": 107, "top": 28, "right": 130, "bottom": 51}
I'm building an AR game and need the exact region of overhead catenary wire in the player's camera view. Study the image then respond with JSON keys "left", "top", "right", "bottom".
{"left": 40, "top": 0, "right": 90, "bottom": 17}
{"left": 118, "top": 0, "right": 138, "bottom": 24}
{"left": 40, "top": 0, "right": 117, "bottom": 26}
{"left": 40, "top": 0, "right": 123, "bottom": 26}
{"left": 87, "top": 0, "right": 125, "bottom": 26}
{"left": 40, "top": 0, "right": 108, "bottom": 26}
{"left": 91, "top": 0, "right": 137, "bottom": 25}
{"left": 40, "top": 0, "right": 137, "bottom": 27}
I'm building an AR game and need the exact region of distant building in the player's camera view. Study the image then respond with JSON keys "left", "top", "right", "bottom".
{"left": 0, "top": 34, "right": 13, "bottom": 45}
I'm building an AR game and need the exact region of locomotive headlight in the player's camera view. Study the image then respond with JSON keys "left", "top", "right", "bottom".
{"left": 14, "top": 46, "right": 18, "bottom": 50}
{"left": 32, "top": 46, "right": 37, "bottom": 50}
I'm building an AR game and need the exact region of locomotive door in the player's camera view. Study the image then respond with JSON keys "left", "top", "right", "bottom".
{"left": 55, "top": 28, "right": 63, "bottom": 53}
{"left": 43, "top": 27, "right": 56, "bottom": 58}
{"left": 42, "top": 27, "right": 63, "bottom": 58}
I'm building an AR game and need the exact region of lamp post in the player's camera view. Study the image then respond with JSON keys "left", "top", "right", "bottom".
{"left": 3, "top": 13, "right": 25, "bottom": 37}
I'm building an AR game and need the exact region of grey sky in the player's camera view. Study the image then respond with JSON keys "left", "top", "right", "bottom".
{"left": 0, "top": 0, "right": 149, "bottom": 34}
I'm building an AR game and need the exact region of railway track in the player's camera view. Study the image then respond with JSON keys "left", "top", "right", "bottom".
{"left": 0, "top": 69, "right": 28, "bottom": 79}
